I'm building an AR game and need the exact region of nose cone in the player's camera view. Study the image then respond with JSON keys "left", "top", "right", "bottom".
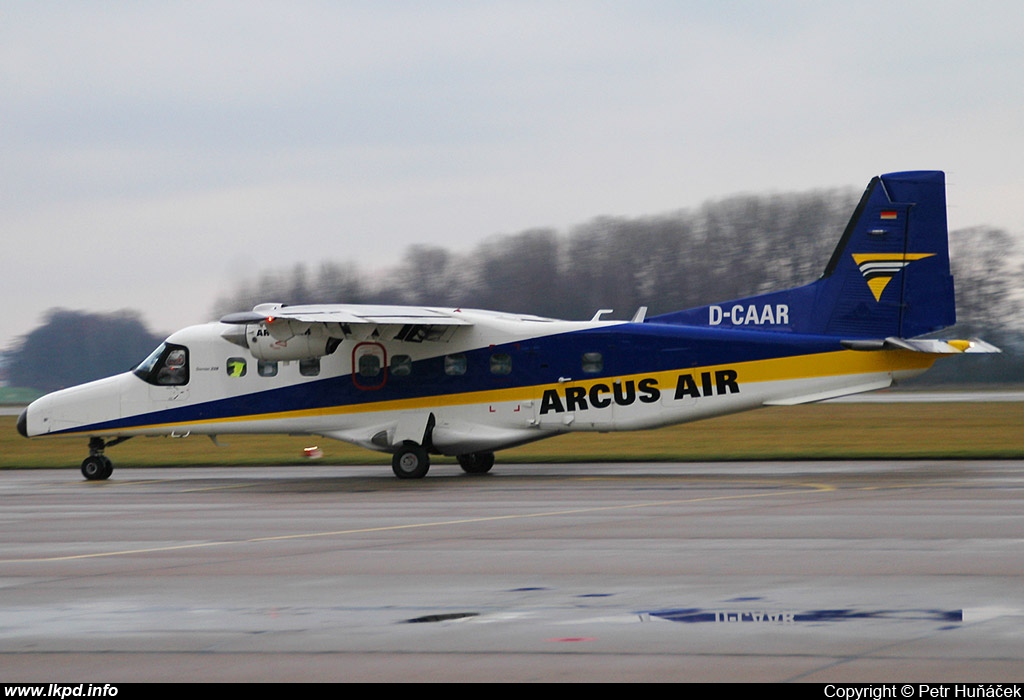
{"left": 17, "top": 408, "right": 28, "bottom": 437}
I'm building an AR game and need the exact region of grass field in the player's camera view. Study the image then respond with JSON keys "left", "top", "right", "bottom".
{"left": 2, "top": 402, "right": 1022, "bottom": 471}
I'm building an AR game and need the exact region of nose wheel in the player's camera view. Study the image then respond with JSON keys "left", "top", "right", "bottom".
{"left": 81, "top": 455, "right": 113, "bottom": 481}
{"left": 81, "top": 436, "right": 130, "bottom": 481}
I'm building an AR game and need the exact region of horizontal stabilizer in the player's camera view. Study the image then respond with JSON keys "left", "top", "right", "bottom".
{"left": 841, "top": 337, "right": 1001, "bottom": 354}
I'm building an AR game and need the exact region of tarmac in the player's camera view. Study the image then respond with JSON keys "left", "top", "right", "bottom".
{"left": 2, "top": 461, "right": 1023, "bottom": 682}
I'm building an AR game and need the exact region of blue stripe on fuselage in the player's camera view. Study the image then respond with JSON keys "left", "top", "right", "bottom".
{"left": 63, "top": 323, "right": 845, "bottom": 434}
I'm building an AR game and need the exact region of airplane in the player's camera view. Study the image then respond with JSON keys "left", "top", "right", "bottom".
{"left": 17, "top": 170, "right": 997, "bottom": 480}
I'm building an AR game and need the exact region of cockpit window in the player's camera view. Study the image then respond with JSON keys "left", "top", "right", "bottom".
{"left": 134, "top": 342, "right": 190, "bottom": 386}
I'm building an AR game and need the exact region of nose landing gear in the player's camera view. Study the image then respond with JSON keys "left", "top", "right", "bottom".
{"left": 81, "top": 454, "right": 113, "bottom": 481}
{"left": 81, "top": 436, "right": 131, "bottom": 481}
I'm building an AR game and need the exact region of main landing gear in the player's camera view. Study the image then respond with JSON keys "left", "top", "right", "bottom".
{"left": 81, "top": 436, "right": 130, "bottom": 481}
{"left": 392, "top": 442, "right": 430, "bottom": 479}
{"left": 457, "top": 452, "right": 495, "bottom": 475}
{"left": 390, "top": 445, "right": 497, "bottom": 478}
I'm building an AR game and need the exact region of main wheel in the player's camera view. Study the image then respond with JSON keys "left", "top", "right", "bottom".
{"left": 81, "top": 456, "right": 111, "bottom": 481}
{"left": 392, "top": 444, "right": 430, "bottom": 479}
{"left": 457, "top": 451, "right": 495, "bottom": 474}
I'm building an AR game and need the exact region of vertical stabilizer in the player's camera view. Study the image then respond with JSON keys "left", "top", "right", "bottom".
{"left": 650, "top": 170, "right": 956, "bottom": 339}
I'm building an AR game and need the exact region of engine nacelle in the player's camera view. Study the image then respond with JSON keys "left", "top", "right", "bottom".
{"left": 246, "top": 321, "right": 340, "bottom": 361}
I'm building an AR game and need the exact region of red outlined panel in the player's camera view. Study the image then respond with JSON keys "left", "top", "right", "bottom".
{"left": 352, "top": 342, "right": 387, "bottom": 390}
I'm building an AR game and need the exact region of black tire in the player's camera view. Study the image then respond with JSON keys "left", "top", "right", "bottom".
{"left": 457, "top": 452, "right": 495, "bottom": 475}
{"left": 81, "top": 456, "right": 111, "bottom": 481}
{"left": 392, "top": 444, "right": 430, "bottom": 479}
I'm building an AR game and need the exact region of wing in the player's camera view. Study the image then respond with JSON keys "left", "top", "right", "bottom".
{"left": 221, "top": 303, "right": 472, "bottom": 327}
{"left": 220, "top": 303, "right": 473, "bottom": 353}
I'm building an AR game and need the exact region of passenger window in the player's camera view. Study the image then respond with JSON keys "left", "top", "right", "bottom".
{"left": 358, "top": 353, "right": 381, "bottom": 377}
{"left": 445, "top": 354, "right": 467, "bottom": 376}
{"left": 391, "top": 354, "right": 412, "bottom": 377}
{"left": 227, "top": 358, "right": 247, "bottom": 377}
{"left": 299, "top": 358, "right": 320, "bottom": 376}
{"left": 490, "top": 352, "right": 512, "bottom": 375}
{"left": 257, "top": 360, "right": 278, "bottom": 377}
{"left": 582, "top": 352, "right": 603, "bottom": 373}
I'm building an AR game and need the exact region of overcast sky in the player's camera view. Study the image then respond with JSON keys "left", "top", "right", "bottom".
{"left": 4, "top": 1, "right": 1023, "bottom": 349}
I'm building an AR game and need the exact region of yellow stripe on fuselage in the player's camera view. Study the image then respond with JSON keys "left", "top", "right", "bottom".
{"left": 83, "top": 348, "right": 936, "bottom": 436}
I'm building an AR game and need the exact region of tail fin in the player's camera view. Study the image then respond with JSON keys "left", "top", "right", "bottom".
{"left": 650, "top": 170, "right": 956, "bottom": 339}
